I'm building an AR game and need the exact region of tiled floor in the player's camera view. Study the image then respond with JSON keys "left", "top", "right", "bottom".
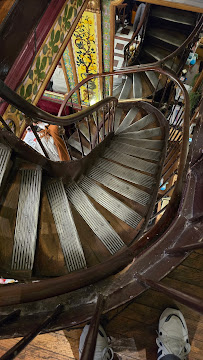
{"left": 114, "top": 25, "right": 134, "bottom": 70}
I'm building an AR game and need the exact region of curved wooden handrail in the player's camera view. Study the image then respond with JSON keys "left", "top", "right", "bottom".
{"left": 0, "top": 79, "right": 117, "bottom": 127}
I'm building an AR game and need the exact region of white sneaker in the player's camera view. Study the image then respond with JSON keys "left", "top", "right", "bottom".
{"left": 156, "top": 308, "right": 191, "bottom": 360}
{"left": 79, "top": 324, "right": 114, "bottom": 360}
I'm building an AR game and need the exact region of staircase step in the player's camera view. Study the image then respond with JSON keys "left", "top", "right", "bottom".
{"left": 119, "top": 75, "right": 132, "bottom": 100}
{"left": 114, "top": 108, "right": 123, "bottom": 131}
{"left": 65, "top": 182, "right": 125, "bottom": 255}
{"left": 145, "top": 71, "right": 162, "bottom": 91}
{"left": 79, "top": 176, "right": 142, "bottom": 229}
{"left": 116, "top": 107, "right": 139, "bottom": 134}
{"left": 78, "top": 122, "right": 90, "bottom": 141}
{"left": 114, "top": 137, "right": 164, "bottom": 150}
{"left": 143, "top": 45, "right": 178, "bottom": 71}
{"left": 151, "top": 6, "right": 197, "bottom": 26}
{"left": 88, "top": 167, "right": 151, "bottom": 205}
{"left": 111, "top": 141, "right": 161, "bottom": 161}
{"left": 95, "top": 158, "right": 155, "bottom": 188}
{"left": 0, "top": 144, "right": 12, "bottom": 187}
{"left": 104, "top": 149, "right": 158, "bottom": 175}
{"left": 46, "top": 180, "right": 86, "bottom": 272}
{"left": 11, "top": 167, "right": 42, "bottom": 271}
{"left": 68, "top": 136, "right": 90, "bottom": 156}
{"left": 146, "top": 27, "right": 186, "bottom": 48}
{"left": 119, "top": 126, "right": 162, "bottom": 139}
{"left": 133, "top": 73, "right": 143, "bottom": 98}
{"left": 119, "top": 113, "right": 156, "bottom": 134}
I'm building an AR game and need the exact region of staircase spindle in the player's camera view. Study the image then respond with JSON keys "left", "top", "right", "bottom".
{"left": 0, "top": 305, "right": 63, "bottom": 360}
{"left": 76, "top": 124, "right": 84, "bottom": 157}
{"left": 138, "top": 278, "right": 203, "bottom": 314}
{"left": 0, "top": 310, "right": 21, "bottom": 328}
{"left": 87, "top": 116, "right": 92, "bottom": 150}
{"left": 80, "top": 295, "right": 105, "bottom": 360}
{"left": 166, "top": 242, "right": 203, "bottom": 255}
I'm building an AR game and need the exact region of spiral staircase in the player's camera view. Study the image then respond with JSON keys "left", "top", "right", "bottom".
{"left": 0, "top": 1, "right": 202, "bottom": 359}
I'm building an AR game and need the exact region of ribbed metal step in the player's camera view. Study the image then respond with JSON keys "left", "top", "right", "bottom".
{"left": 110, "top": 140, "right": 161, "bottom": 161}
{"left": 118, "top": 126, "right": 162, "bottom": 139}
{"left": 65, "top": 182, "right": 125, "bottom": 255}
{"left": 116, "top": 107, "right": 139, "bottom": 134}
{"left": 145, "top": 71, "right": 162, "bottom": 91}
{"left": 119, "top": 114, "right": 156, "bottom": 134}
{"left": 133, "top": 73, "right": 143, "bottom": 98}
{"left": 68, "top": 137, "right": 90, "bottom": 156}
{"left": 79, "top": 176, "right": 142, "bottom": 229}
{"left": 11, "top": 167, "right": 42, "bottom": 271}
{"left": 0, "top": 143, "right": 11, "bottom": 187}
{"left": 119, "top": 75, "right": 132, "bottom": 100}
{"left": 151, "top": 6, "right": 196, "bottom": 26}
{"left": 94, "top": 158, "right": 155, "bottom": 188}
{"left": 88, "top": 167, "right": 151, "bottom": 206}
{"left": 146, "top": 27, "right": 186, "bottom": 47}
{"left": 104, "top": 149, "right": 158, "bottom": 174}
{"left": 143, "top": 46, "right": 178, "bottom": 71}
{"left": 46, "top": 180, "right": 86, "bottom": 272}
{"left": 114, "top": 136, "right": 164, "bottom": 150}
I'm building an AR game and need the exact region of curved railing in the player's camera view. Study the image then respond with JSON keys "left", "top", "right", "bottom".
{"left": 124, "top": 9, "right": 203, "bottom": 69}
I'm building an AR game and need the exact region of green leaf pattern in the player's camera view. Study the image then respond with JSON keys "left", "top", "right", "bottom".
{"left": 5, "top": 0, "right": 85, "bottom": 133}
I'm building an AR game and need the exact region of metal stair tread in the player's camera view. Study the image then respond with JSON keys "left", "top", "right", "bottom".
{"left": 143, "top": 46, "right": 178, "bottom": 71}
{"left": 145, "top": 71, "right": 162, "bottom": 91}
{"left": 88, "top": 167, "right": 151, "bottom": 206}
{"left": 95, "top": 158, "right": 155, "bottom": 188}
{"left": 46, "top": 180, "right": 86, "bottom": 272}
{"left": 114, "top": 136, "right": 164, "bottom": 150}
{"left": 11, "top": 168, "right": 42, "bottom": 271}
{"left": 68, "top": 136, "right": 90, "bottom": 156}
{"left": 79, "top": 176, "right": 142, "bottom": 229}
{"left": 65, "top": 182, "right": 125, "bottom": 255}
{"left": 116, "top": 107, "right": 139, "bottom": 134}
{"left": 133, "top": 73, "right": 143, "bottom": 99}
{"left": 0, "top": 143, "right": 12, "bottom": 187}
{"left": 104, "top": 149, "right": 158, "bottom": 174}
{"left": 118, "top": 113, "right": 156, "bottom": 134}
{"left": 151, "top": 6, "right": 197, "bottom": 26}
{"left": 146, "top": 27, "right": 186, "bottom": 48}
{"left": 118, "top": 126, "right": 162, "bottom": 140}
{"left": 110, "top": 140, "right": 161, "bottom": 161}
{"left": 118, "top": 75, "right": 132, "bottom": 100}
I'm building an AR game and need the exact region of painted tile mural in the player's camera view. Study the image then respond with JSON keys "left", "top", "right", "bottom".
{"left": 72, "top": 10, "right": 101, "bottom": 105}
{"left": 63, "top": 46, "right": 78, "bottom": 103}
{"left": 101, "top": 0, "right": 111, "bottom": 96}
{"left": 3, "top": 0, "right": 87, "bottom": 136}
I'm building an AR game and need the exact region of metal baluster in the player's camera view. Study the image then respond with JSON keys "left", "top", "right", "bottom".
{"left": 87, "top": 116, "right": 92, "bottom": 150}
{"left": 76, "top": 124, "right": 84, "bottom": 157}
{"left": 61, "top": 134, "right": 73, "bottom": 161}
{"left": 96, "top": 110, "right": 100, "bottom": 145}
{"left": 30, "top": 124, "right": 50, "bottom": 159}
{"left": 0, "top": 304, "right": 63, "bottom": 360}
{"left": 107, "top": 102, "right": 111, "bottom": 134}
{"left": 155, "top": 183, "right": 176, "bottom": 206}
{"left": 159, "top": 170, "right": 178, "bottom": 190}
{"left": 159, "top": 77, "right": 170, "bottom": 109}
{"left": 112, "top": 101, "right": 116, "bottom": 132}
{"left": 80, "top": 295, "right": 105, "bottom": 360}
{"left": 149, "top": 204, "right": 168, "bottom": 221}
{"left": 167, "top": 241, "right": 203, "bottom": 255}
{"left": 102, "top": 107, "right": 105, "bottom": 140}
{"left": 152, "top": 74, "right": 162, "bottom": 105}
{"left": 0, "top": 116, "right": 13, "bottom": 133}
{"left": 138, "top": 277, "right": 203, "bottom": 314}
{"left": 0, "top": 310, "right": 21, "bottom": 327}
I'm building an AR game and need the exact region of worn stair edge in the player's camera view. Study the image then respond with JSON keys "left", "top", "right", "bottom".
{"left": 79, "top": 175, "right": 142, "bottom": 229}
{"left": 118, "top": 113, "right": 156, "bottom": 134}
{"left": 110, "top": 140, "right": 161, "bottom": 161}
{"left": 116, "top": 107, "right": 139, "bottom": 134}
{"left": 65, "top": 182, "right": 125, "bottom": 255}
{"left": 46, "top": 180, "right": 86, "bottom": 272}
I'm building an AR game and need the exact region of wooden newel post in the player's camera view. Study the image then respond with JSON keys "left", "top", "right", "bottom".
{"left": 80, "top": 294, "right": 105, "bottom": 360}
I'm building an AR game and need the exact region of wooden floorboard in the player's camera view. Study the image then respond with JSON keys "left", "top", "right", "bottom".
{"left": 0, "top": 253, "right": 202, "bottom": 359}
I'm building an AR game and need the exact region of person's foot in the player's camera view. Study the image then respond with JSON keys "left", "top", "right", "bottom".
{"left": 79, "top": 324, "right": 114, "bottom": 360}
{"left": 156, "top": 308, "right": 191, "bottom": 360}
